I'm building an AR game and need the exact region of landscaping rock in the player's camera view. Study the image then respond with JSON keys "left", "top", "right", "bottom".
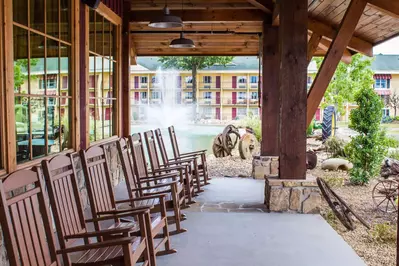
{"left": 269, "top": 187, "right": 290, "bottom": 212}
{"left": 302, "top": 192, "right": 321, "bottom": 214}
{"left": 321, "top": 158, "right": 353, "bottom": 171}
{"left": 289, "top": 188, "right": 302, "bottom": 211}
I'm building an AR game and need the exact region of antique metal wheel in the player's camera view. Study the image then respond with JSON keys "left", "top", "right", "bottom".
{"left": 212, "top": 134, "right": 228, "bottom": 157}
{"left": 372, "top": 179, "right": 398, "bottom": 213}
{"left": 212, "top": 125, "right": 240, "bottom": 157}
{"left": 317, "top": 178, "right": 370, "bottom": 230}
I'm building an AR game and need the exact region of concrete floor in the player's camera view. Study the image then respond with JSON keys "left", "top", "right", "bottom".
{"left": 115, "top": 178, "right": 366, "bottom": 266}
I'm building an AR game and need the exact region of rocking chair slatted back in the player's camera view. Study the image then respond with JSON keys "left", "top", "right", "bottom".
{"left": 117, "top": 138, "right": 140, "bottom": 200}
{"left": 168, "top": 126, "right": 181, "bottom": 159}
{"left": 41, "top": 154, "right": 87, "bottom": 251}
{"left": 80, "top": 146, "right": 117, "bottom": 223}
{"left": 144, "top": 130, "right": 162, "bottom": 172}
{"left": 128, "top": 133, "right": 150, "bottom": 179}
{"left": 0, "top": 168, "right": 58, "bottom": 266}
{"left": 155, "top": 128, "right": 169, "bottom": 165}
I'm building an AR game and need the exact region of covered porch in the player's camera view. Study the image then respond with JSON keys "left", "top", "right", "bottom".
{"left": 1, "top": 0, "right": 399, "bottom": 265}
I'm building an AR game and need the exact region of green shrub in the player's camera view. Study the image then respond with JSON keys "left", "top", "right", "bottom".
{"left": 388, "top": 150, "right": 399, "bottom": 160}
{"left": 238, "top": 114, "right": 261, "bottom": 141}
{"left": 324, "top": 137, "right": 348, "bottom": 158}
{"left": 307, "top": 120, "right": 315, "bottom": 136}
{"left": 347, "top": 86, "right": 389, "bottom": 185}
{"left": 323, "top": 176, "right": 345, "bottom": 187}
{"left": 370, "top": 223, "right": 396, "bottom": 243}
{"left": 385, "top": 136, "right": 399, "bottom": 148}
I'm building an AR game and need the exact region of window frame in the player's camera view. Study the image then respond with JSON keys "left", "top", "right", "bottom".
{"left": 250, "top": 76, "right": 258, "bottom": 84}
{"left": 2, "top": 0, "right": 80, "bottom": 172}
{"left": 203, "top": 76, "right": 212, "bottom": 84}
{"left": 375, "top": 78, "right": 387, "bottom": 89}
{"left": 204, "top": 91, "right": 212, "bottom": 99}
{"left": 86, "top": 4, "right": 122, "bottom": 146}
{"left": 238, "top": 76, "right": 247, "bottom": 84}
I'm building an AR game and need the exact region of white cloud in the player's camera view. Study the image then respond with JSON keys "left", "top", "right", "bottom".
{"left": 373, "top": 36, "right": 399, "bottom": 55}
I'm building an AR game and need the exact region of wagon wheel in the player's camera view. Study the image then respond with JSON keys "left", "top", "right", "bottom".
{"left": 317, "top": 178, "right": 371, "bottom": 230}
{"left": 221, "top": 125, "right": 240, "bottom": 155}
{"left": 213, "top": 134, "right": 228, "bottom": 158}
{"left": 372, "top": 179, "right": 398, "bottom": 213}
{"left": 238, "top": 133, "right": 259, "bottom": 159}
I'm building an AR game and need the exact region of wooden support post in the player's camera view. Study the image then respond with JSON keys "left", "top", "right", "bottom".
{"left": 122, "top": 0, "right": 132, "bottom": 136}
{"left": 279, "top": 0, "right": 308, "bottom": 179}
{"left": 261, "top": 24, "right": 279, "bottom": 156}
{"left": 318, "top": 38, "right": 352, "bottom": 64}
{"left": 79, "top": 3, "right": 89, "bottom": 149}
{"left": 307, "top": 32, "right": 321, "bottom": 65}
{"left": 307, "top": 0, "right": 367, "bottom": 127}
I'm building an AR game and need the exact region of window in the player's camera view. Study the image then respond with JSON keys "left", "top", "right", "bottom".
{"left": 152, "top": 76, "right": 159, "bottom": 84}
{"left": 185, "top": 76, "right": 193, "bottom": 84}
{"left": 249, "top": 108, "right": 259, "bottom": 117}
{"left": 141, "top": 76, "right": 148, "bottom": 84}
{"left": 40, "top": 76, "right": 57, "bottom": 89}
{"left": 238, "top": 92, "right": 247, "bottom": 99}
{"left": 251, "top": 92, "right": 258, "bottom": 100}
{"left": 13, "top": 0, "right": 73, "bottom": 164}
{"left": 185, "top": 92, "right": 193, "bottom": 99}
{"left": 88, "top": 9, "right": 119, "bottom": 142}
{"left": 203, "top": 107, "right": 212, "bottom": 116}
{"left": 203, "top": 76, "right": 212, "bottom": 84}
{"left": 375, "top": 79, "right": 388, "bottom": 89}
{"left": 383, "top": 108, "right": 390, "bottom": 117}
{"left": 204, "top": 92, "right": 212, "bottom": 99}
{"left": 238, "top": 76, "right": 247, "bottom": 84}
{"left": 152, "top": 91, "right": 160, "bottom": 99}
{"left": 237, "top": 108, "right": 247, "bottom": 117}
{"left": 250, "top": 76, "right": 258, "bottom": 83}
{"left": 140, "top": 91, "right": 147, "bottom": 99}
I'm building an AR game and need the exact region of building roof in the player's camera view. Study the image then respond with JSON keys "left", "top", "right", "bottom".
{"left": 371, "top": 55, "right": 399, "bottom": 74}
{"left": 136, "top": 56, "right": 319, "bottom": 74}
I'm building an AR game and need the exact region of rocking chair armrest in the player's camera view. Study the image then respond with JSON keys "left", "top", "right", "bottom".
{"left": 181, "top": 150, "right": 207, "bottom": 156}
{"left": 64, "top": 226, "right": 138, "bottom": 240}
{"left": 131, "top": 181, "right": 178, "bottom": 192}
{"left": 85, "top": 209, "right": 150, "bottom": 223}
{"left": 57, "top": 237, "right": 138, "bottom": 254}
{"left": 138, "top": 173, "right": 179, "bottom": 182}
{"left": 115, "top": 193, "right": 167, "bottom": 204}
{"left": 167, "top": 158, "right": 196, "bottom": 165}
{"left": 96, "top": 206, "right": 151, "bottom": 215}
{"left": 154, "top": 165, "right": 184, "bottom": 172}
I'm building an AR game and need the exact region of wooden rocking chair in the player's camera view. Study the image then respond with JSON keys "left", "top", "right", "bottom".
{"left": 168, "top": 125, "right": 210, "bottom": 186}
{"left": 79, "top": 145, "right": 175, "bottom": 265}
{"left": 145, "top": 130, "right": 198, "bottom": 203}
{"left": 128, "top": 133, "right": 187, "bottom": 234}
{"left": 154, "top": 128, "right": 202, "bottom": 195}
{"left": 0, "top": 167, "right": 150, "bottom": 266}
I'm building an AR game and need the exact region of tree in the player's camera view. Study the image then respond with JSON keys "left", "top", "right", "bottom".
{"left": 314, "top": 54, "right": 375, "bottom": 118}
{"left": 388, "top": 92, "right": 399, "bottom": 118}
{"left": 345, "top": 85, "right": 388, "bottom": 185}
{"left": 158, "top": 56, "right": 234, "bottom": 119}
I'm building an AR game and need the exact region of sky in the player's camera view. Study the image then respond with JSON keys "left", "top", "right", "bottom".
{"left": 373, "top": 36, "right": 399, "bottom": 55}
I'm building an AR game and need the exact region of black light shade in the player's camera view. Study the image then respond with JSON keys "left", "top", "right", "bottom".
{"left": 149, "top": 6, "right": 183, "bottom": 28}
{"left": 170, "top": 32, "right": 195, "bottom": 48}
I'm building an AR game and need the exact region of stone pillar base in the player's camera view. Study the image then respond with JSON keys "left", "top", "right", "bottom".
{"left": 252, "top": 156, "right": 279, "bottom": 179}
{"left": 264, "top": 175, "right": 321, "bottom": 214}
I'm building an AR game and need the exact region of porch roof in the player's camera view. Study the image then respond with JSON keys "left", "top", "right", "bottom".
{"left": 129, "top": 0, "right": 399, "bottom": 57}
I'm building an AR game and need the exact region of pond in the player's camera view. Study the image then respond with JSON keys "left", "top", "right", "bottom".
{"left": 131, "top": 124, "right": 224, "bottom": 157}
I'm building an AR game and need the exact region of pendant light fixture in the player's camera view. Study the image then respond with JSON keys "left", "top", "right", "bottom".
{"left": 148, "top": 0, "right": 183, "bottom": 28}
{"left": 170, "top": 0, "right": 195, "bottom": 48}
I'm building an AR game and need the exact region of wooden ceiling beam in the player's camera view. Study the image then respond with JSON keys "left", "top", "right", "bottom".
{"left": 318, "top": 38, "right": 352, "bottom": 64}
{"left": 367, "top": 0, "right": 399, "bottom": 18}
{"left": 308, "top": 18, "right": 373, "bottom": 56}
{"left": 246, "top": 0, "right": 274, "bottom": 13}
{"left": 131, "top": 2, "right": 259, "bottom": 10}
{"left": 307, "top": 32, "right": 322, "bottom": 65}
{"left": 130, "top": 9, "right": 266, "bottom": 23}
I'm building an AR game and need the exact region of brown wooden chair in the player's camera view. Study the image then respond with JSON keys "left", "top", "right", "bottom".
{"left": 168, "top": 125, "right": 210, "bottom": 186}
{"left": 0, "top": 166, "right": 149, "bottom": 266}
{"left": 117, "top": 137, "right": 187, "bottom": 235}
{"left": 79, "top": 145, "right": 176, "bottom": 264}
{"left": 154, "top": 128, "right": 202, "bottom": 195}
{"left": 145, "top": 130, "right": 197, "bottom": 204}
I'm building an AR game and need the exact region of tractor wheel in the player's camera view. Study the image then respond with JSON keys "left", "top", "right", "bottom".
{"left": 322, "top": 106, "right": 336, "bottom": 142}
